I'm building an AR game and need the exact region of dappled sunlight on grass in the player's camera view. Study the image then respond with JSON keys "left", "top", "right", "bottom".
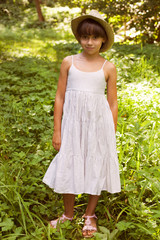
{"left": 42, "top": 6, "right": 80, "bottom": 23}
{"left": 124, "top": 82, "right": 160, "bottom": 103}
{"left": 0, "top": 5, "right": 160, "bottom": 239}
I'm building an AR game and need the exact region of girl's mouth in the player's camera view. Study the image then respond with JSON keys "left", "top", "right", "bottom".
{"left": 86, "top": 47, "right": 94, "bottom": 50}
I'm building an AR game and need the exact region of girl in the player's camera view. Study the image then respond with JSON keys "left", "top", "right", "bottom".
{"left": 43, "top": 10, "right": 121, "bottom": 238}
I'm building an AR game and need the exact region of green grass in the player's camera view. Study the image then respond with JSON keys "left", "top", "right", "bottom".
{"left": 0, "top": 5, "right": 160, "bottom": 240}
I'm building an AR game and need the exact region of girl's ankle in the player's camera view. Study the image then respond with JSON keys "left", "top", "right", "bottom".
{"left": 84, "top": 211, "right": 95, "bottom": 216}
{"left": 64, "top": 212, "right": 74, "bottom": 218}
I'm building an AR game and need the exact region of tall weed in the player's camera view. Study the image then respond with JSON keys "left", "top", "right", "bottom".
{"left": 0, "top": 7, "right": 160, "bottom": 239}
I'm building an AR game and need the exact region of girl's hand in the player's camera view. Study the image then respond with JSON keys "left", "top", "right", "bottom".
{"left": 104, "top": 61, "right": 118, "bottom": 132}
{"left": 52, "top": 131, "right": 61, "bottom": 151}
{"left": 52, "top": 56, "right": 71, "bottom": 151}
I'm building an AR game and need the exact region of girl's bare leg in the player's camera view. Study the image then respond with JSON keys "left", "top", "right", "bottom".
{"left": 85, "top": 195, "right": 100, "bottom": 215}
{"left": 50, "top": 194, "right": 75, "bottom": 228}
{"left": 63, "top": 194, "right": 75, "bottom": 218}
{"left": 83, "top": 195, "right": 100, "bottom": 237}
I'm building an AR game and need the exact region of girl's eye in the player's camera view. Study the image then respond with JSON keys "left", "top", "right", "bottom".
{"left": 93, "top": 36, "right": 98, "bottom": 40}
{"left": 82, "top": 35, "right": 88, "bottom": 39}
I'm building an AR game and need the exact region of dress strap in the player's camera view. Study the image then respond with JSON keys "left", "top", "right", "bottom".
{"left": 71, "top": 55, "right": 74, "bottom": 65}
{"left": 101, "top": 59, "right": 107, "bottom": 69}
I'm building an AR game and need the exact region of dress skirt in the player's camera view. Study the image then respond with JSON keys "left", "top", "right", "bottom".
{"left": 43, "top": 90, "right": 121, "bottom": 195}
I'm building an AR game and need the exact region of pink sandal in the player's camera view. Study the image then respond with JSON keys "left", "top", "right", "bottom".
{"left": 82, "top": 214, "right": 98, "bottom": 238}
{"left": 50, "top": 214, "right": 73, "bottom": 228}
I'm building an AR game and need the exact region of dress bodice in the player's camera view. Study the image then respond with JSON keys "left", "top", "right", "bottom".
{"left": 66, "top": 57, "right": 107, "bottom": 95}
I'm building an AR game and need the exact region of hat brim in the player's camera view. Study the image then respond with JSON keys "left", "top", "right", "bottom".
{"left": 71, "top": 14, "right": 114, "bottom": 52}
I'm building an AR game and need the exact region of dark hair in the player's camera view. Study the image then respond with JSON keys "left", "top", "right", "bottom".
{"left": 77, "top": 18, "right": 107, "bottom": 41}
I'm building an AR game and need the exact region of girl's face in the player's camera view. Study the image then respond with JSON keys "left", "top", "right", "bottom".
{"left": 80, "top": 35, "right": 105, "bottom": 55}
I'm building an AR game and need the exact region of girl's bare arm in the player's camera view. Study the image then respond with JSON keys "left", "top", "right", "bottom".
{"left": 105, "top": 62, "right": 118, "bottom": 132}
{"left": 52, "top": 56, "right": 71, "bottom": 150}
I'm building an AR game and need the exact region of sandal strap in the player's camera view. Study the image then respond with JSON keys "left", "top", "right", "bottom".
{"left": 82, "top": 213, "right": 97, "bottom": 219}
{"left": 62, "top": 214, "right": 73, "bottom": 221}
{"left": 50, "top": 213, "right": 73, "bottom": 228}
{"left": 82, "top": 214, "right": 98, "bottom": 233}
{"left": 83, "top": 225, "right": 97, "bottom": 231}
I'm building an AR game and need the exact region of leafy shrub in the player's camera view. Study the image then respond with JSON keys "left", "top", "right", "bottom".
{"left": 0, "top": 8, "right": 160, "bottom": 239}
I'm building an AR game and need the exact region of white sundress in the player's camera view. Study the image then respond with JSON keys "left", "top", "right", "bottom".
{"left": 43, "top": 56, "right": 121, "bottom": 195}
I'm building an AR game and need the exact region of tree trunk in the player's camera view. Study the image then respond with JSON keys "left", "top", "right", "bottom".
{"left": 156, "top": 25, "right": 160, "bottom": 42}
{"left": 123, "top": 18, "right": 127, "bottom": 41}
{"left": 34, "top": 0, "right": 45, "bottom": 22}
{"left": 81, "top": 6, "right": 87, "bottom": 14}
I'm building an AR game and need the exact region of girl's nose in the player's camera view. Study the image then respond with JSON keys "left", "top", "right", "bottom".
{"left": 87, "top": 37, "right": 93, "bottom": 44}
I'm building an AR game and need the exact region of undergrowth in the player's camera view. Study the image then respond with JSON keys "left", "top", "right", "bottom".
{"left": 0, "top": 5, "right": 160, "bottom": 240}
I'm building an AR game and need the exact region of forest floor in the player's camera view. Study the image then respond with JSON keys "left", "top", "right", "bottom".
{"left": 0, "top": 5, "right": 160, "bottom": 240}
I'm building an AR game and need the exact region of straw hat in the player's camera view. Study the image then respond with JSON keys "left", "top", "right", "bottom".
{"left": 71, "top": 10, "right": 114, "bottom": 52}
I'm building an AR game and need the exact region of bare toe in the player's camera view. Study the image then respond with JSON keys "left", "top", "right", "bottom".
{"left": 82, "top": 230, "right": 87, "bottom": 236}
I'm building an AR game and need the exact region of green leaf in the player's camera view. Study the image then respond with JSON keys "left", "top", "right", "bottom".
{"left": 99, "top": 226, "right": 110, "bottom": 234}
{"left": 116, "top": 221, "right": 134, "bottom": 231}
{"left": 110, "top": 229, "right": 119, "bottom": 239}
{"left": 94, "top": 232, "right": 108, "bottom": 240}
{"left": 0, "top": 217, "right": 14, "bottom": 231}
